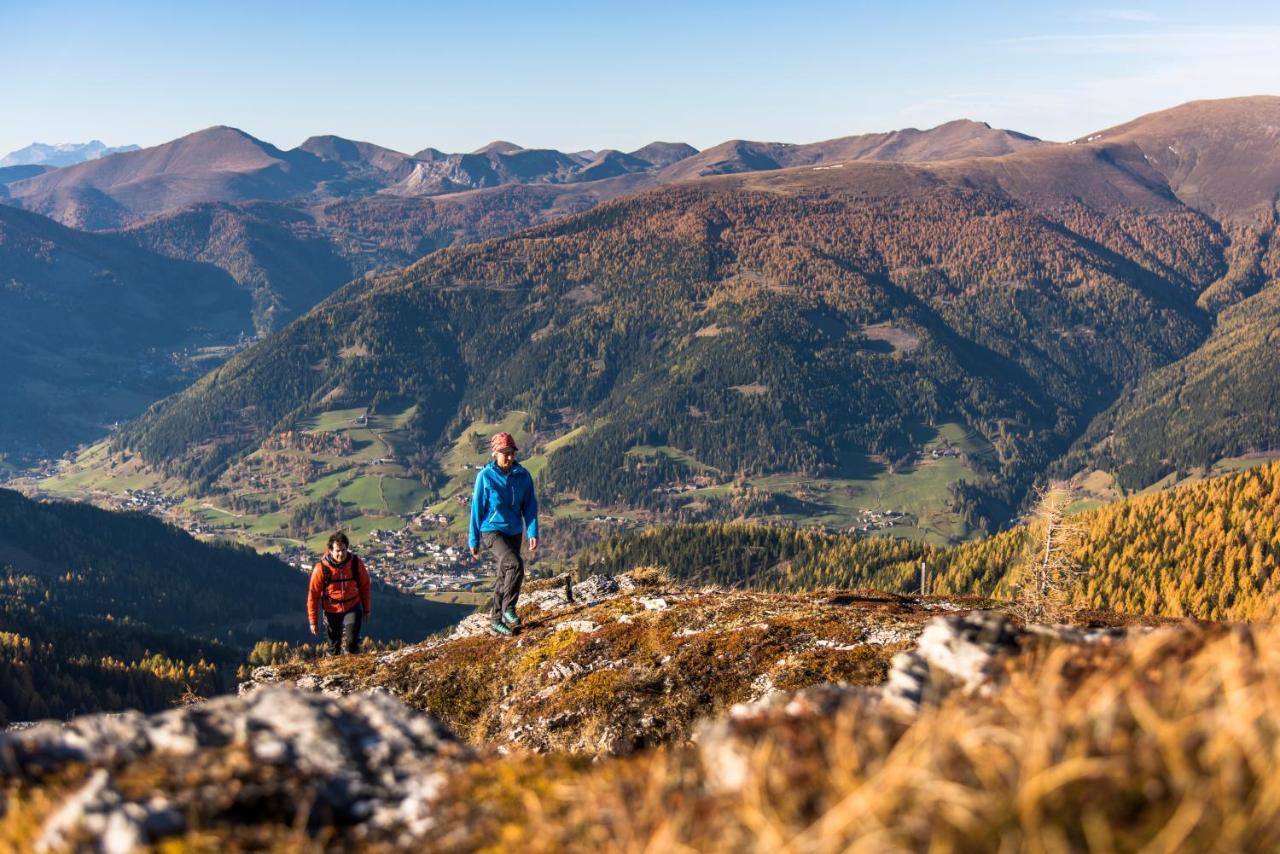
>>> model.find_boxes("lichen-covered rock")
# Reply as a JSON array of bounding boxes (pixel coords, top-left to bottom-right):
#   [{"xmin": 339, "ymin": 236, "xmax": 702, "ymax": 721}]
[
  {"xmin": 34, "ymin": 769, "xmax": 183, "ymax": 854},
  {"xmin": 698, "ymin": 611, "xmax": 1157, "ymax": 794},
  {"xmin": 881, "ymin": 611, "xmax": 1148, "ymax": 716},
  {"xmin": 2, "ymin": 686, "xmax": 473, "ymax": 849}
]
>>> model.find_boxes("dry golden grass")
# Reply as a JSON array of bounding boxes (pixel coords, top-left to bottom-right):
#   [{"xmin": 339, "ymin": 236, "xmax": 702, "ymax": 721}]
[{"xmin": 433, "ymin": 621, "xmax": 1280, "ymax": 852}]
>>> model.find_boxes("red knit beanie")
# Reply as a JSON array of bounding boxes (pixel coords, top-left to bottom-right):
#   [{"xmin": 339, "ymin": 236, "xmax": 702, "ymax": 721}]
[{"xmin": 490, "ymin": 432, "xmax": 518, "ymax": 454}]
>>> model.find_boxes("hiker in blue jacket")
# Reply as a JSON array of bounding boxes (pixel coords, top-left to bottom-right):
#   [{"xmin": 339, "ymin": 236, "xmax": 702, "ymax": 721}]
[{"xmin": 468, "ymin": 431, "xmax": 539, "ymax": 636}]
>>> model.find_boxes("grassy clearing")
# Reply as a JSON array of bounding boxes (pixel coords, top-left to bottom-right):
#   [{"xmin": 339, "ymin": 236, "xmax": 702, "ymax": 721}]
[
  {"xmin": 336, "ymin": 476, "xmax": 385, "ymax": 510},
  {"xmin": 37, "ymin": 441, "xmax": 170, "ymax": 497},
  {"xmin": 297, "ymin": 407, "xmax": 368, "ymax": 432},
  {"xmin": 626, "ymin": 444, "xmax": 719, "ymax": 473},
  {"xmin": 1212, "ymin": 451, "xmax": 1280, "ymax": 474},
  {"xmin": 674, "ymin": 421, "xmax": 994, "ymax": 544},
  {"xmin": 379, "ymin": 476, "xmax": 432, "ymax": 515}
]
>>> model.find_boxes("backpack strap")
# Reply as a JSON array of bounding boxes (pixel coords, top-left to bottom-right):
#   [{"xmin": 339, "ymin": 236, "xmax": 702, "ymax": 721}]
[{"xmin": 320, "ymin": 555, "xmax": 358, "ymax": 609}]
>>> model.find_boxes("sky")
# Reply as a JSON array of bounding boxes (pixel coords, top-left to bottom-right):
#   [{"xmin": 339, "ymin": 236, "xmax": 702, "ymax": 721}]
[{"xmin": 3, "ymin": 0, "xmax": 1280, "ymax": 157}]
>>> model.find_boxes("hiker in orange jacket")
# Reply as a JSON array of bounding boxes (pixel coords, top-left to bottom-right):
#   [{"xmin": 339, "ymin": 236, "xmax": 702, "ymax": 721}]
[{"xmin": 307, "ymin": 531, "xmax": 371, "ymax": 655}]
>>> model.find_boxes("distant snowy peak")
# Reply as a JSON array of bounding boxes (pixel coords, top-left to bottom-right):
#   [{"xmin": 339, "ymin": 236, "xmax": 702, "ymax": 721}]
[{"xmin": 0, "ymin": 140, "xmax": 141, "ymax": 168}]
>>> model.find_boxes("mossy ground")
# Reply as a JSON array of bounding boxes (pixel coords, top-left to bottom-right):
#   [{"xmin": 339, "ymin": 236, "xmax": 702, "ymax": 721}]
[
  {"xmin": 270, "ymin": 581, "xmax": 961, "ymax": 755},
  {"xmin": 7, "ymin": 580, "xmax": 1235, "ymax": 852}
]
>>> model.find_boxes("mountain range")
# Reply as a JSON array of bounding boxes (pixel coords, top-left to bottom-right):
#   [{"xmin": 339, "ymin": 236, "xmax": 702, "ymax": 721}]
[
  {"xmin": 90, "ymin": 96, "xmax": 1280, "ymax": 541},
  {"xmin": 0, "ymin": 140, "xmax": 139, "ymax": 168},
  {"xmin": 5, "ymin": 96, "xmax": 1279, "ymax": 546},
  {"xmin": 0, "ymin": 119, "xmax": 1039, "ymax": 229},
  {"xmin": 0, "ymin": 116, "xmax": 1054, "ymax": 460}
]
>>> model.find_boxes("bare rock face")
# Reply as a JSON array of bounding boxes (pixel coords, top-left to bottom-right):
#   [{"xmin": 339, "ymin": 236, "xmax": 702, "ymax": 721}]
[{"xmin": 2, "ymin": 686, "xmax": 472, "ymax": 851}]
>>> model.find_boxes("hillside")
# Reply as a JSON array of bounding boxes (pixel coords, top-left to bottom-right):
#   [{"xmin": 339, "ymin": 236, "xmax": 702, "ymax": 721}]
[
  {"xmin": 0, "ymin": 488, "xmax": 469, "ymax": 724},
  {"xmin": 102, "ymin": 159, "xmax": 1221, "ymax": 540},
  {"xmin": 242, "ymin": 570, "xmax": 959, "ymax": 753},
  {"xmin": 1079, "ymin": 95, "xmax": 1280, "ymax": 222},
  {"xmin": 587, "ymin": 460, "xmax": 1280, "ymax": 622},
  {"xmin": 116, "ymin": 202, "xmax": 358, "ymax": 332},
  {"xmin": 6, "ymin": 569, "xmax": 1263, "ymax": 850},
  {"xmin": 1058, "ymin": 283, "xmax": 1280, "ymax": 488},
  {"xmin": 113, "ymin": 187, "xmax": 577, "ymax": 333},
  {"xmin": 0, "ymin": 205, "xmax": 252, "ymax": 458},
  {"xmin": 937, "ymin": 459, "xmax": 1280, "ymax": 620}
]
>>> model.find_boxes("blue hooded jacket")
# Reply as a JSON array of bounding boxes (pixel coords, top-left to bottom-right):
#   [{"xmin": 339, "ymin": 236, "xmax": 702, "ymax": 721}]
[{"xmin": 468, "ymin": 461, "xmax": 539, "ymax": 549}]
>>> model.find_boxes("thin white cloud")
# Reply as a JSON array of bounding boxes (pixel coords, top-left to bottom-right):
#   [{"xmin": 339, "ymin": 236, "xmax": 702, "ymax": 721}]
[
  {"xmin": 1087, "ymin": 9, "xmax": 1159, "ymax": 23},
  {"xmin": 897, "ymin": 24, "xmax": 1280, "ymax": 141},
  {"xmin": 998, "ymin": 26, "xmax": 1280, "ymax": 56}
]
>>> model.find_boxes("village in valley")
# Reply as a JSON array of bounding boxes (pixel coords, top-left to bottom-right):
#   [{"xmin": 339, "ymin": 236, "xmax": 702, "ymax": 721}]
[
  {"xmin": 11, "ymin": 406, "xmax": 999, "ymax": 603},
  {"xmin": 276, "ymin": 524, "xmax": 486, "ymax": 595}
]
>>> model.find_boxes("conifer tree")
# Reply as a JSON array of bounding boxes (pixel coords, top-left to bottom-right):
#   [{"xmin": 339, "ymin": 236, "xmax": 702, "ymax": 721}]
[{"xmin": 1011, "ymin": 483, "xmax": 1086, "ymax": 623}]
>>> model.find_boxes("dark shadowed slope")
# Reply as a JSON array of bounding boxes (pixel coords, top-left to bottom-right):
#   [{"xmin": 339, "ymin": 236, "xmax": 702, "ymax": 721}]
[{"xmin": 0, "ymin": 205, "xmax": 252, "ymax": 455}]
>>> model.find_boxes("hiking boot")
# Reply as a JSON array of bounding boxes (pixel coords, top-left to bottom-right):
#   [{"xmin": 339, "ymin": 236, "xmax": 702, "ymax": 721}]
[
  {"xmin": 502, "ymin": 610, "xmax": 521, "ymax": 627},
  {"xmin": 490, "ymin": 621, "xmax": 514, "ymax": 637}
]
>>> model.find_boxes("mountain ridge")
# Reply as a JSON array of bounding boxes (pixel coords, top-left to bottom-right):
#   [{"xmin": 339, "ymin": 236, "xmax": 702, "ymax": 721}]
[{"xmin": 1, "ymin": 115, "xmax": 1056, "ymax": 230}]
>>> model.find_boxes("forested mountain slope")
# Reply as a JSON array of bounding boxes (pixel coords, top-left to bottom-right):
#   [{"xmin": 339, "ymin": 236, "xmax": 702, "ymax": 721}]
[
  {"xmin": 936, "ymin": 459, "xmax": 1280, "ymax": 620},
  {"xmin": 1058, "ymin": 282, "xmax": 1280, "ymax": 488},
  {"xmin": 0, "ymin": 205, "xmax": 252, "ymax": 456},
  {"xmin": 113, "ymin": 156, "xmax": 1223, "ymax": 526},
  {"xmin": 586, "ymin": 461, "xmax": 1280, "ymax": 622},
  {"xmin": 0, "ymin": 488, "xmax": 468, "ymax": 724}
]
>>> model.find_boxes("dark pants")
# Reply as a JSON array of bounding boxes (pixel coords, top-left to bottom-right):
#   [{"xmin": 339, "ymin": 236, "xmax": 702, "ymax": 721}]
[
  {"xmin": 484, "ymin": 531, "xmax": 525, "ymax": 620},
  {"xmin": 324, "ymin": 607, "xmax": 363, "ymax": 656}
]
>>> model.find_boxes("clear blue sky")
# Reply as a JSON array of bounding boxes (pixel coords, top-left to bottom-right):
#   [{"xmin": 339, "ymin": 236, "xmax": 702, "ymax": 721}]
[{"xmin": 3, "ymin": 0, "xmax": 1279, "ymax": 156}]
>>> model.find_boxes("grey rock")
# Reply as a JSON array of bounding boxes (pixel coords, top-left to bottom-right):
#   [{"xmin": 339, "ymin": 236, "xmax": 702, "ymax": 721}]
[
  {"xmin": 882, "ymin": 611, "xmax": 1021, "ymax": 716},
  {"xmin": 34, "ymin": 769, "xmax": 180, "ymax": 854},
  {"xmin": 5, "ymin": 686, "xmax": 474, "ymax": 848},
  {"xmin": 553, "ymin": 619, "xmax": 601, "ymax": 634},
  {"xmin": 449, "ymin": 611, "xmax": 496, "ymax": 639},
  {"xmin": 697, "ymin": 682, "xmax": 874, "ymax": 792}
]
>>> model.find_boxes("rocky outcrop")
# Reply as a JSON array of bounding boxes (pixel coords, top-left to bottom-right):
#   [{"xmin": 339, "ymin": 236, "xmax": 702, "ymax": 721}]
[
  {"xmin": 236, "ymin": 572, "xmax": 937, "ymax": 756},
  {"xmin": 3, "ymin": 686, "xmax": 471, "ymax": 851},
  {"xmin": 3, "ymin": 588, "xmax": 1168, "ymax": 850},
  {"xmin": 695, "ymin": 610, "xmax": 1150, "ymax": 793}
]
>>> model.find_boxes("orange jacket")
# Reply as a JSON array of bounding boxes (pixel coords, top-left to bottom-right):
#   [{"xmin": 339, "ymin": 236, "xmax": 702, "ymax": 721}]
[{"xmin": 308, "ymin": 554, "xmax": 371, "ymax": 628}]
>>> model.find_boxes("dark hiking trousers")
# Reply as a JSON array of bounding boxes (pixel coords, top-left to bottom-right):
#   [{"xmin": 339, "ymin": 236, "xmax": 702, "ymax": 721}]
[
  {"xmin": 324, "ymin": 607, "xmax": 363, "ymax": 656},
  {"xmin": 484, "ymin": 531, "xmax": 525, "ymax": 620}
]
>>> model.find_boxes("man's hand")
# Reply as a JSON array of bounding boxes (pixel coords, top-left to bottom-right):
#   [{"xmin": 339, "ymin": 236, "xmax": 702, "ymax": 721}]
[
  {"xmin": 470, "ymin": 546, "xmax": 481, "ymax": 559},
  {"xmin": 528, "ymin": 537, "xmax": 539, "ymax": 553},
  {"xmin": 363, "ymin": 612, "xmax": 370, "ymax": 627},
  {"xmin": 309, "ymin": 623, "xmax": 318, "ymax": 637}
]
